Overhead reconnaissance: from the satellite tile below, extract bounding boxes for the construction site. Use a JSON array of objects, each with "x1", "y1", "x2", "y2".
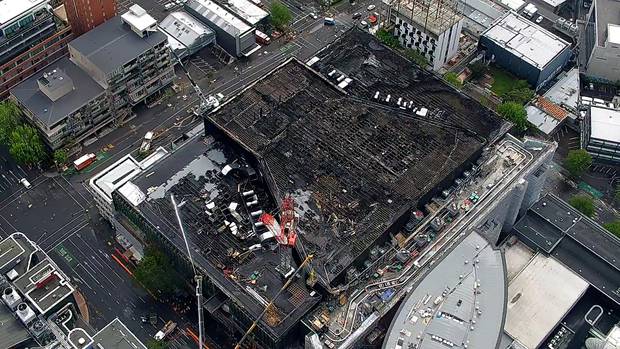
[{"x1": 102, "y1": 28, "x2": 509, "y2": 349}]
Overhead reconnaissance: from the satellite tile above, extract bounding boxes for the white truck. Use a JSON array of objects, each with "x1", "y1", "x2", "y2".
[{"x1": 154, "y1": 320, "x2": 177, "y2": 341}]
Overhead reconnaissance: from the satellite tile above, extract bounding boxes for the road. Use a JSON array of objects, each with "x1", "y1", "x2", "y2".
[{"x1": 0, "y1": 0, "x2": 381, "y2": 346}]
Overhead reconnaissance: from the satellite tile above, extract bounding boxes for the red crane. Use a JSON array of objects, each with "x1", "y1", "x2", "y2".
[{"x1": 279, "y1": 195, "x2": 297, "y2": 247}]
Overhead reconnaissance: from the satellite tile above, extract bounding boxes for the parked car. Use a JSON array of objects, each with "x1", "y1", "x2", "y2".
[
  {"x1": 367, "y1": 4, "x2": 376, "y2": 10},
  {"x1": 535, "y1": 15, "x2": 543, "y2": 23},
  {"x1": 20, "y1": 178, "x2": 31, "y2": 189}
]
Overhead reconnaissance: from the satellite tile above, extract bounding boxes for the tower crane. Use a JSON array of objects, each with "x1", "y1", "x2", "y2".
[
  {"x1": 170, "y1": 50, "x2": 221, "y2": 117},
  {"x1": 170, "y1": 194, "x2": 206, "y2": 349}
]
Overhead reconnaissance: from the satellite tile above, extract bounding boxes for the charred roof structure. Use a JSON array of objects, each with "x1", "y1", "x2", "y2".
[{"x1": 207, "y1": 28, "x2": 505, "y2": 287}]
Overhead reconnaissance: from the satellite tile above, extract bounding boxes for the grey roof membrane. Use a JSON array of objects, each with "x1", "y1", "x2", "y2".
[
  {"x1": 0, "y1": 305, "x2": 30, "y2": 349},
  {"x1": 10, "y1": 57, "x2": 104, "y2": 128},
  {"x1": 383, "y1": 232, "x2": 506, "y2": 349},
  {"x1": 68, "y1": 16, "x2": 167, "y2": 75}
]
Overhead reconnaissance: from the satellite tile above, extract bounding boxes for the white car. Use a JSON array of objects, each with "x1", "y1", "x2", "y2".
[
  {"x1": 367, "y1": 4, "x2": 376, "y2": 10},
  {"x1": 360, "y1": 20, "x2": 369, "y2": 28},
  {"x1": 20, "y1": 178, "x2": 31, "y2": 189},
  {"x1": 309, "y1": 12, "x2": 318, "y2": 19},
  {"x1": 535, "y1": 15, "x2": 543, "y2": 23}
]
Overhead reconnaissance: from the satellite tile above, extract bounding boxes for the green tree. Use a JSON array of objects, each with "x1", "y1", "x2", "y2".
[
  {"x1": 376, "y1": 29, "x2": 400, "y2": 49},
  {"x1": 9, "y1": 125, "x2": 46, "y2": 166},
  {"x1": 270, "y1": 1, "x2": 292, "y2": 31},
  {"x1": 444, "y1": 72, "x2": 462, "y2": 88},
  {"x1": 501, "y1": 87, "x2": 535, "y2": 105},
  {"x1": 468, "y1": 61, "x2": 487, "y2": 81},
  {"x1": 53, "y1": 149, "x2": 68, "y2": 168},
  {"x1": 604, "y1": 220, "x2": 620, "y2": 238},
  {"x1": 615, "y1": 184, "x2": 620, "y2": 202},
  {"x1": 564, "y1": 149, "x2": 593, "y2": 178},
  {"x1": 569, "y1": 195, "x2": 595, "y2": 217},
  {"x1": 0, "y1": 101, "x2": 21, "y2": 145},
  {"x1": 146, "y1": 340, "x2": 169, "y2": 349},
  {"x1": 496, "y1": 102, "x2": 528, "y2": 131},
  {"x1": 134, "y1": 247, "x2": 178, "y2": 296},
  {"x1": 405, "y1": 49, "x2": 428, "y2": 68}
]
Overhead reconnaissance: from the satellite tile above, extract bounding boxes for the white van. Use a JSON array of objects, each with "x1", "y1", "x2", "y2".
[{"x1": 20, "y1": 178, "x2": 31, "y2": 189}]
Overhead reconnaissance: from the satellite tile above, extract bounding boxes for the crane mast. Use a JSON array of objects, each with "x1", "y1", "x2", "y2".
[{"x1": 171, "y1": 194, "x2": 205, "y2": 349}]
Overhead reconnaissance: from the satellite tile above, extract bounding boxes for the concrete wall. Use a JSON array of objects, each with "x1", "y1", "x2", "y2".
[
  {"x1": 68, "y1": 45, "x2": 107, "y2": 88},
  {"x1": 585, "y1": 44, "x2": 620, "y2": 83}
]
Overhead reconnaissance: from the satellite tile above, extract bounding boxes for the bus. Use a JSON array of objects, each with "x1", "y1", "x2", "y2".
[
  {"x1": 324, "y1": 17, "x2": 335, "y2": 25},
  {"x1": 73, "y1": 153, "x2": 97, "y2": 171},
  {"x1": 255, "y1": 30, "x2": 271, "y2": 45}
]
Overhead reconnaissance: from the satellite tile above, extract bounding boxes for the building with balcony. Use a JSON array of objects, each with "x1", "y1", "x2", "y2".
[
  {"x1": 11, "y1": 5, "x2": 175, "y2": 150},
  {"x1": 0, "y1": 0, "x2": 74, "y2": 99},
  {"x1": 68, "y1": 5, "x2": 175, "y2": 115}
]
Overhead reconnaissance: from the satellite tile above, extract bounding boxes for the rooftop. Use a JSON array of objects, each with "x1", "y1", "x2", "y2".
[
  {"x1": 384, "y1": 0, "x2": 463, "y2": 36},
  {"x1": 12, "y1": 257, "x2": 75, "y2": 314},
  {"x1": 595, "y1": 0, "x2": 620, "y2": 46},
  {"x1": 10, "y1": 57, "x2": 104, "y2": 128},
  {"x1": 513, "y1": 194, "x2": 620, "y2": 305},
  {"x1": 68, "y1": 16, "x2": 167, "y2": 76},
  {"x1": 504, "y1": 250, "x2": 589, "y2": 349},
  {"x1": 159, "y1": 11, "x2": 215, "y2": 53},
  {"x1": 589, "y1": 105, "x2": 620, "y2": 143},
  {"x1": 526, "y1": 104, "x2": 562, "y2": 134},
  {"x1": 0, "y1": 0, "x2": 47, "y2": 26},
  {"x1": 0, "y1": 301, "x2": 31, "y2": 348},
  {"x1": 482, "y1": 11, "x2": 569, "y2": 70},
  {"x1": 223, "y1": 0, "x2": 268, "y2": 25},
  {"x1": 186, "y1": 0, "x2": 253, "y2": 37},
  {"x1": 92, "y1": 318, "x2": 147, "y2": 349},
  {"x1": 543, "y1": 68, "x2": 579, "y2": 112},
  {"x1": 207, "y1": 29, "x2": 503, "y2": 285},
  {"x1": 115, "y1": 133, "x2": 320, "y2": 338},
  {"x1": 383, "y1": 232, "x2": 506, "y2": 349},
  {"x1": 0, "y1": 233, "x2": 36, "y2": 275},
  {"x1": 121, "y1": 4, "x2": 157, "y2": 33}
]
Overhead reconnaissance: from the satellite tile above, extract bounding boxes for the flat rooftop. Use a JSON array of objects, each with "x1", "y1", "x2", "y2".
[
  {"x1": 118, "y1": 134, "x2": 320, "y2": 338},
  {"x1": 383, "y1": 232, "x2": 506, "y2": 349},
  {"x1": 159, "y1": 11, "x2": 215, "y2": 52},
  {"x1": 186, "y1": 0, "x2": 253, "y2": 37},
  {"x1": 504, "y1": 252, "x2": 588, "y2": 349},
  {"x1": 482, "y1": 12, "x2": 569, "y2": 70},
  {"x1": 68, "y1": 16, "x2": 167, "y2": 76},
  {"x1": 225, "y1": 0, "x2": 268, "y2": 25},
  {"x1": 12, "y1": 257, "x2": 75, "y2": 314},
  {"x1": 513, "y1": 194, "x2": 620, "y2": 305},
  {"x1": 93, "y1": 318, "x2": 147, "y2": 349},
  {"x1": 0, "y1": 304, "x2": 31, "y2": 349},
  {"x1": 589, "y1": 105, "x2": 620, "y2": 143},
  {"x1": 0, "y1": 0, "x2": 46, "y2": 26},
  {"x1": 595, "y1": 0, "x2": 620, "y2": 46},
  {"x1": 0, "y1": 234, "x2": 34, "y2": 275},
  {"x1": 10, "y1": 57, "x2": 105, "y2": 128},
  {"x1": 207, "y1": 29, "x2": 503, "y2": 285}
]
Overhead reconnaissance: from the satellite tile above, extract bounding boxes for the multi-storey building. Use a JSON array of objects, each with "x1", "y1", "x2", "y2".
[
  {"x1": 383, "y1": 0, "x2": 464, "y2": 70},
  {"x1": 64, "y1": 0, "x2": 117, "y2": 37},
  {"x1": 580, "y1": 0, "x2": 620, "y2": 83},
  {"x1": 581, "y1": 105, "x2": 620, "y2": 164},
  {"x1": 10, "y1": 5, "x2": 175, "y2": 150},
  {"x1": 69, "y1": 5, "x2": 175, "y2": 117},
  {"x1": 0, "y1": 0, "x2": 73, "y2": 99}
]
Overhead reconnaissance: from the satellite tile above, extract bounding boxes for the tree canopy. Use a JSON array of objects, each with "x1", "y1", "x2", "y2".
[
  {"x1": 9, "y1": 125, "x2": 46, "y2": 166},
  {"x1": 376, "y1": 28, "x2": 399, "y2": 49},
  {"x1": 444, "y1": 72, "x2": 462, "y2": 88},
  {"x1": 53, "y1": 149, "x2": 68, "y2": 166},
  {"x1": 564, "y1": 149, "x2": 592, "y2": 178},
  {"x1": 134, "y1": 247, "x2": 179, "y2": 296},
  {"x1": 604, "y1": 221, "x2": 620, "y2": 238},
  {"x1": 569, "y1": 195, "x2": 595, "y2": 217},
  {"x1": 501, "y1": 87, "x2": 535, "y2": 105},
  {"x1": 146, "y1": 340, "x2": 169, "y2": 349},
  {"x1": 468, "y1": 61, "x2": 487, "y2": 81},
  {"x1": 496, "y1": 102, "x2": 528, "y2": 131},
  {"x1": 270, "y1": 1, "x2": 292, "y2": 31},
  {"x1": 0, "y1": 101, "x2": 21, "y2": 145}
]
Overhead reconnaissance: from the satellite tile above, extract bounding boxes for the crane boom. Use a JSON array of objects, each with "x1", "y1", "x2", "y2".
[
  {"x1": 234, "y1": 254, "x2": 314, "y2": 349},
  {"x1": 171, "y1": 194, "x2": 205, "y2": 349},
  {"x1": 170, "y1": 50, "x2": 220, "y2": 116}
]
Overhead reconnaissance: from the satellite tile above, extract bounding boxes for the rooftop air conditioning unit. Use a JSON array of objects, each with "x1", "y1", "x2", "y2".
[
  {"x1": 2, "y1": 287, "x2": 22, "y2": 310},
  {"x1": 16, "y1": 302, "x2": 36, "y2": 325}
]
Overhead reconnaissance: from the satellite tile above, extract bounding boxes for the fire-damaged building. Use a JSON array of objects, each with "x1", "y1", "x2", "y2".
[{"x1": 89, "y1": 28, "x2": 506, "y2": 349}]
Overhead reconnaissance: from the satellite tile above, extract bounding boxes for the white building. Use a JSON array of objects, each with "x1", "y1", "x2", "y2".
[
  {"x1": 159, "y1": 11, "x2": 216, "y2": 59},
  {"x1": 383, "y1": 0, "x2": 464, "y2": 71},
  {"x1": 581, "y1": 105, "x2": 620, "y2": 164}
]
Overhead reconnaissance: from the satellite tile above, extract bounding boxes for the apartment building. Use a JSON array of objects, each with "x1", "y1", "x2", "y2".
[
  {"x1": 383, "y1": 0, "x2": 464, "y2": 70},
  {"x1": 64, "y1": 0, "x2": 117, "y2": 37},
  {"x1": 10, "y1": 5, "x2": 175, "y2": 150},
  {"x1": 0, "y1": 0, "x2": 73, "y2": 99}
]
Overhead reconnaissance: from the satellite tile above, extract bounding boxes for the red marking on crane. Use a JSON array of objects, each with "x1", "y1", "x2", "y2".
[
  {"x1": 111, "y1": 254, "x2": 133, "y2": 276},
  {"x1": 114, "y1": 248, "x2": 131, "y2": 263},
  {"x1": 186, "y1": 327, "x2": 210, "y2": 349}
]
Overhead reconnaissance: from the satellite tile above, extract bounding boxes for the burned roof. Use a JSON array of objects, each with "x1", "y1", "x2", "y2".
[
  {"x1": 117, "y1": 134, "x2": 320, "y2": 339},
  {"x1": 207, "y1": 29, "x2": 504, "y2": 286}
]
